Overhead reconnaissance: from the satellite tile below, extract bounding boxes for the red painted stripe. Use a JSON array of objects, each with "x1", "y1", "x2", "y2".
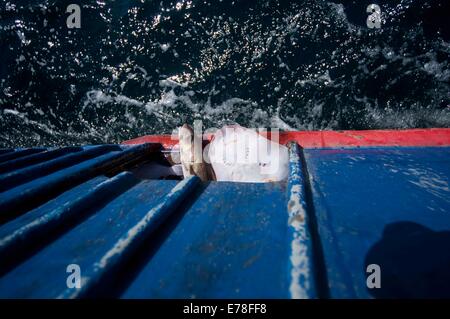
[
  {"x1": 122, "y1": 128, "x2": 450, "y2": 148},
  {"x1": 123, "y1": 135, "x2": 177, "y2": 148}
]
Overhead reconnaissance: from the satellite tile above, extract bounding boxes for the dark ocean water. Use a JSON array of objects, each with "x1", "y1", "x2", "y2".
[{"x1": 0, "y1": 0, "x2": 449, "y2": 147}]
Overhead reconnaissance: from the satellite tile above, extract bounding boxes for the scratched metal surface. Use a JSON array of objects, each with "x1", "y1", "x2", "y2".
[
  {"x1": 0, "y1": 144, "x2": 449, "y2": 298},
  {"x1": 304, "y1": 146, "x2": 450, "y2": 298},
  {"x1": 121, "y1": 181, "x2": 291, "y2": 299}
]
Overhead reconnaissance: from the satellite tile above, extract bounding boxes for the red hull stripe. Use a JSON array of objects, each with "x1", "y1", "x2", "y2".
[{"x1": 122, "y1": 128, "x2": 450, "y2": 148}]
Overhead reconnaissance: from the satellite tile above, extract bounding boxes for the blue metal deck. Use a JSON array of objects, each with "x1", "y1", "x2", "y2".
[{"x1": 0, "y1": 143, "x2": 449, "y2": 298}]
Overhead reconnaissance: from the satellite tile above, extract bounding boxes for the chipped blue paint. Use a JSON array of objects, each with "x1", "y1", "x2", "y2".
[
  {"x1": 0, "y1": 177, "x2": 199, "y2": 298},
  {"x1": 0, "y1": 143, "x2": 159, "y2": 223},
  {"x1": 0, "y1": 172, "x2": 139, "y2": 270},
  {"x1": 0, "y1": 145, "x2": 119, "y2": 191},
  {"x1": 121, "y1": 181, "x2": 290, "y2": 299},
  {"x1": 286, "y1": 142, "x2": 317, "y2": 299},
  {"x1": 0, "y1": 147, "x2": 82, "y2": 174},
  {"x1": 61, "y1": 176, "x2": 200, "y2": 299},
  {"x1": 0, "y1": 145, "x2": 449, "y2": 298},
  {"x1": 305, "y1": 147, "x2": 450, "y2": 298},
  {"x1": 0, "y1": 148, "x2": 47, "y2": 164}
]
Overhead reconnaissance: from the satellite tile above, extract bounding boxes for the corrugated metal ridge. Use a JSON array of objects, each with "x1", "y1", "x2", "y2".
[
  {"x1": 0, "y1": 143, "x2": 322, "y2": 298},
  {"x1": 286, "y1": 142, "x2": 328, "y2": 299},
  {"x1": 0, "y1": 143, "x2": 161, "y2": 224},
  {"x1": 0, "y1": 146, "x2": 82, "y2": 175},
  {"x1": 0, "y1": 178, "x2": 201, "y2": 298},
  {"x1": 0, "y1": 172, "x2": 140, "y2": 275},
  {"x1": 0, "y1": 149, "x2": 15, "y2": 155},
  {"x1": 0, "y1": 145, "x2": 201, "y2": 297},
  {"x1": 61, "y1": 176, "x2": 200, "y2": 299},
  {"x1": 0, "y1": 148, "x2": 47, "y2": 163}
]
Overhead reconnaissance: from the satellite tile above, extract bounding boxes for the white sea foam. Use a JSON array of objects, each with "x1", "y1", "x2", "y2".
[{"x1": 0, "y1": 0, "x2": 449, "y2": 147}]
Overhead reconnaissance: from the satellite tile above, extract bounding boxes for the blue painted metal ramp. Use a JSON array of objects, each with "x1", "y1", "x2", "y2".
[{"x1": 0, "y1": 143, "x2": 449, "y2": 298}]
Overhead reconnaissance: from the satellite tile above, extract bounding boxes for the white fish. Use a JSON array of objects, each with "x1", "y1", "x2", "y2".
[{"x1": 208, "y1": 125, "x2": 289, "y2": 183}]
